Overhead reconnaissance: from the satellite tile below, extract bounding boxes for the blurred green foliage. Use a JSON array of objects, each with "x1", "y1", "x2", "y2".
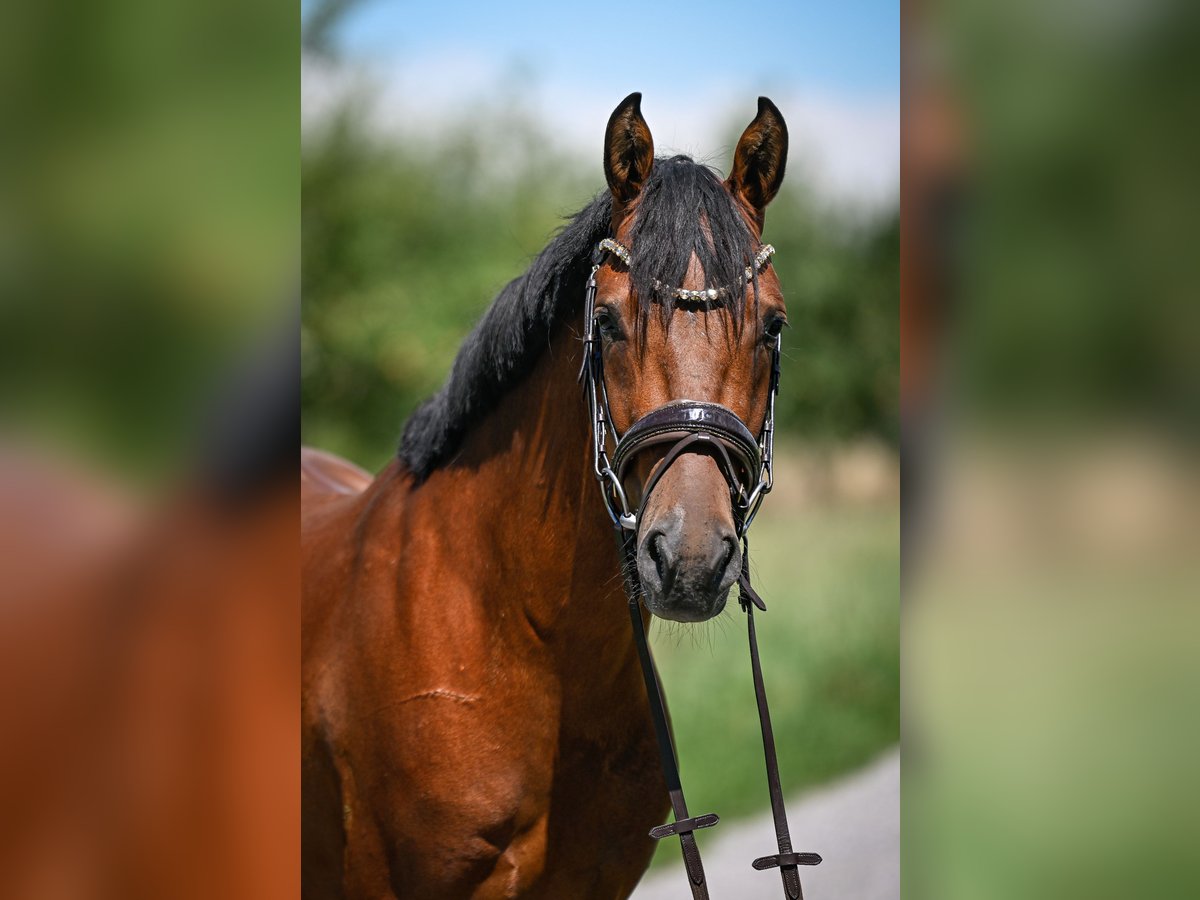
[
  {"x1": 0, "y1": 0, "x2": 295, "y2": 480},
  {"x1": 301, "y1": 99, "x2": 899, "y2": 471},
  {"x1": 940, "y1": 0, "x2": 1200, "y2": 431}
]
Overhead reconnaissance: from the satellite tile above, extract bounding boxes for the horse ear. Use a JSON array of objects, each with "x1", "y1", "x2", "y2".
[
  {"x1": 727, "y1": 97, "x2": 788, "y2": 223},
  {"x1": 604, "y1": 92, "x2": 655, "y2": 204}
]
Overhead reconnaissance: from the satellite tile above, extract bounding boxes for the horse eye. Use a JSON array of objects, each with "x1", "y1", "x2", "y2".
[
  {"x1": 595, "y1": 307, "x2": 624, "y2": 341},
  {"x1": 763, "y1": 316, "x2": 788, "y2": 342}
]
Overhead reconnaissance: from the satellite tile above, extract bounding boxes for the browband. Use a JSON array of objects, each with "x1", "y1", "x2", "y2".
[{"x1": 598, "y1": 237, "x2": 776, "y2": 304}]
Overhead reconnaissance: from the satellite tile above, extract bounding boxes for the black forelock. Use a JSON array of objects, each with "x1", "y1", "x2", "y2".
[
  {"x1": 626, "y1": 155, "x2": 758, "y2": 326},
  {"x1": 397, "y1": 155, "x2": 759, "y2": 481}
]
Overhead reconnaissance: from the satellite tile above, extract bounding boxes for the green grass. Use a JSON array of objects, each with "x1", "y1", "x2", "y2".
[{"x1": 646, "y1": 495, "x2": 899, "y2": 867}]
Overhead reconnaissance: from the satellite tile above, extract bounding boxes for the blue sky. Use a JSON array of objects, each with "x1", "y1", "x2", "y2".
[
  {"x1": 335, "y1": 0, "x2": 898, "y2": 97},
  {"x1": 307, "y1": 0, "x2": 899, "y2": 209}
]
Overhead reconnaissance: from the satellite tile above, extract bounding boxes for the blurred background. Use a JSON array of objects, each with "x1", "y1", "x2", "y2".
[
  {"x1": 9, "y1": 0, "x2": 1192, "y2": 895},
  {"x1": 0, "y1": 0, "x2": 297, "y2": 897},
  {"x1": 904, "y1": 0, "x2": 1200, "y2": 898},
  {"x1": 301, "y1": 0, "x2": 901, "y2": 894}
]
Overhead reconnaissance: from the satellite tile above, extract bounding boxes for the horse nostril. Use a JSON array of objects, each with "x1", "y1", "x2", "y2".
[
  {"x1": 648, "y1": 532, "x2": 676, "y2": 595},
  {"x1": 712, "y1": 536, "x2": 738, "y2": 590}
]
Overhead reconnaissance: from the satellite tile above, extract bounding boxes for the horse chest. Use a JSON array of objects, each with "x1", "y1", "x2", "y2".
[{"x1": 336, "y1": 692, "x2": 659, "y2": 899}]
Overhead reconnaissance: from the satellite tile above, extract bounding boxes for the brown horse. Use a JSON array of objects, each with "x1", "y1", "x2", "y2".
[
  {"x1": 302, "y1": 93, "x2": 789, "y2": 899},
  {"x1": 0, "y1": 337, "x2": 299, "y2": 900}
]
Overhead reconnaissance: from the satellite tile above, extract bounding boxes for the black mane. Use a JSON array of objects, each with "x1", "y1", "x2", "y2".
[{"x1": 397, "y1": 155, "x2": 758, "y2": 481}]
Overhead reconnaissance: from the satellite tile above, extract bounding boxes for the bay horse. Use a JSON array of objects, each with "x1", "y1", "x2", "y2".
[
  {"x1": 0, "y1": 320, "x2": 298, "y2": 900},
  {"x1": 302, "y1": 93, "x2": 789, "y2": 899}
]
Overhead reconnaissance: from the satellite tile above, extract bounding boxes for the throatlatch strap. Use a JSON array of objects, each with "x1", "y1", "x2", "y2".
[
  {"x1": 739, "y1": 546, "x2": 821, "y2": 899},
  {"x1": 619, "y1": 531, "x2": 716, "y2": 900}
]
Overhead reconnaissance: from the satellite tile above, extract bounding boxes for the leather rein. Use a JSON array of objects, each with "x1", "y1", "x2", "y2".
[{"x1": 579, "y1": 239, "x2": 821, "y2": 899}]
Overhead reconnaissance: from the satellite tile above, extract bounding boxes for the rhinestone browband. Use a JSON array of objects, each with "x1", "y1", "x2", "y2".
[{"x1": 598, "y1": 238, "x2": 775, "y2": 303}]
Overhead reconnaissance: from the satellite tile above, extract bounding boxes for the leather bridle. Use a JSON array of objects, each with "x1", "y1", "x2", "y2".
[
  {"x1": 579, "y1": 239, "x2": 821, "y2": 899},
  {"x1": 581, "y1": 244, "x2": 777, "y2": 537}
]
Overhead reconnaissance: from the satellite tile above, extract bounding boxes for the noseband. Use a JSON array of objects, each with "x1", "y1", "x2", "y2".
[{"x1": 579, "y1": 239, "x2": 821, "y2": 899}]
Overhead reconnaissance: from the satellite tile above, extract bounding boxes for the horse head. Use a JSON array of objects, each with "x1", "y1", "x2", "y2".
[{"x1": 590, "y1": 93, "x2": 789, "y2": 623}]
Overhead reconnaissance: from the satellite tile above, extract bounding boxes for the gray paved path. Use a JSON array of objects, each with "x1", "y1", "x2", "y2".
[{"x1": 631, "y1": 748, "x2": 899, "y2": 900}]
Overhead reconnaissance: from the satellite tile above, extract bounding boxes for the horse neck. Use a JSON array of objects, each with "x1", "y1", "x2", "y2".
[{"x1": 417, "y1": 318, "x2": 636, "y2": 667}]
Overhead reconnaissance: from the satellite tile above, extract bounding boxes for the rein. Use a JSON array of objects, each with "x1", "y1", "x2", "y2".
[{"x1": 579, "y1": 240, "x2": 821, "y2": 899}]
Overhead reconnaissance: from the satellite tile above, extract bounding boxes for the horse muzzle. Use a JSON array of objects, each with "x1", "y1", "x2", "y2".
[{"x1": 635, "y1": 471, "x2": 743, "y2": 621}]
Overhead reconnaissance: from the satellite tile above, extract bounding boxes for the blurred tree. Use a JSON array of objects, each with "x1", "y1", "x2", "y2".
[
  {"x1": 302, "y1": 0, "x2": 369, "y2": 59},
  {"x1": 0, "y1": 0, "x2": 294, "y2": 480}
]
